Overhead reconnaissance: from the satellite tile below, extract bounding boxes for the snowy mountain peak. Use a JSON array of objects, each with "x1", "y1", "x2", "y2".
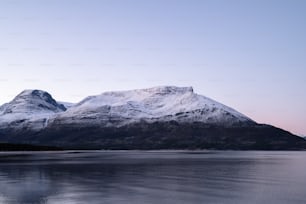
[
  {"x1": 18, "y1": 89, "x2": 52, "y2": 98},
  {"x1": 0, "y1": 89, "x2": 66, "y2": 115}
]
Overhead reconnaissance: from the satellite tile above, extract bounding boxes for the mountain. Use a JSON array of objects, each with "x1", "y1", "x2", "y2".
[
  {"x1": 0, "y1": 90, "x2": 66, "y2": 131},
  {"x1": 52, "y1": 86, "x2": 255, "y2": 128},
  {"x1": 0, "y1": 89, "x2": 66, "y2": 115},
  {"x1": 0, "y1": 86, "x2": 305, "y2": 150}
]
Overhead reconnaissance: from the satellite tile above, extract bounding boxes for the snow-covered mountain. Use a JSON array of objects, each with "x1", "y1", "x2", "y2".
[
  {"x1": 0, "y1": 90, "x2": 66, "y2": 130},
  {"x1": 0, "y1": 86, "x2": 254, "y2": 130},
  {"x1": 53, "y1": 86, "x2": 254, "y2": 127},
  {"x1": 0, "y1": 89, "x2": 66, "y2": 114},
  {"x1": 0, "y1": 86, "x2": 305, "y2": 150}
]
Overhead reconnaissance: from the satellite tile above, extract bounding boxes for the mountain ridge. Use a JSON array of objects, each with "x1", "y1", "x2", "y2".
[
  {"x1": 0, "y1": 86, "x2": 305, "y2": 150},
  {"x1": 54, "y1": 85, "x2": 254, "y2": 128}
]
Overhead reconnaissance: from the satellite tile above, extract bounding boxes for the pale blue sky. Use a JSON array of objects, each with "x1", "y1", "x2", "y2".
[{"x1": 0, "y1": 0, "x2": 305, "y2": 135}]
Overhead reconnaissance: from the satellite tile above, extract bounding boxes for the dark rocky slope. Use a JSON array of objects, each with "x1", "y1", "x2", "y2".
[{"x1": 1, "y1": 122, "x2": 305, "y2": 150}]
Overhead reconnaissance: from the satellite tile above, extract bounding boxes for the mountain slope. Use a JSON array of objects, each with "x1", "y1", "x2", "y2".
[{"x1": 0, "y1": 86, "x2": 305, "y2": 150}]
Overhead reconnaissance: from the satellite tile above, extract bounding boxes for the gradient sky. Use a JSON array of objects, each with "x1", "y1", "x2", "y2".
[{"x1": 0, "y1": 0, "x2": 305, "y2": 135}]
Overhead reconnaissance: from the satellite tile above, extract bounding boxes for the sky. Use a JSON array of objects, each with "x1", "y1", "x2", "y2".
[{"x1": 0, "y1": 0, "x2": 305, "y2": 135}]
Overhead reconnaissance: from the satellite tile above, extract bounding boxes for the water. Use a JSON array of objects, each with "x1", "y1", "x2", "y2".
[{"x1": 0, "y1": 151, "x2": 306, "y2": 204}]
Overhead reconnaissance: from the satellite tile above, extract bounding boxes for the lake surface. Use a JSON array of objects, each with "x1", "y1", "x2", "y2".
[{"x1": 0, "y1": 151, "x2": 306, "y2": 204}]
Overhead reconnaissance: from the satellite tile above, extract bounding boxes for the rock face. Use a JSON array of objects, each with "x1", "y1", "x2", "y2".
[{"x1": 0, "y1": 86, "x2": 305, "y2": 150}]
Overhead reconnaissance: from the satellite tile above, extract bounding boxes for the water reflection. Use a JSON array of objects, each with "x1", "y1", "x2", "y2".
[{"x1": 0, "y1": 151, "x2": 306, "y2": 204}]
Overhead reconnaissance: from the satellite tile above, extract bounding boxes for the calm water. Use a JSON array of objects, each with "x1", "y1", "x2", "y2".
[{"x1": 0, "y1": 151, "x2": 306, "y2": 204}]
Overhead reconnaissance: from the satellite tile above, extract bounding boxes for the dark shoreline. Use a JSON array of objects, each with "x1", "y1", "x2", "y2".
[
  {"x1": 1, "y1": 144, "x2": 305, "y2": 152},
  {"x1": 0, "y1": 143, "x2": 62, "y2": 151}
]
